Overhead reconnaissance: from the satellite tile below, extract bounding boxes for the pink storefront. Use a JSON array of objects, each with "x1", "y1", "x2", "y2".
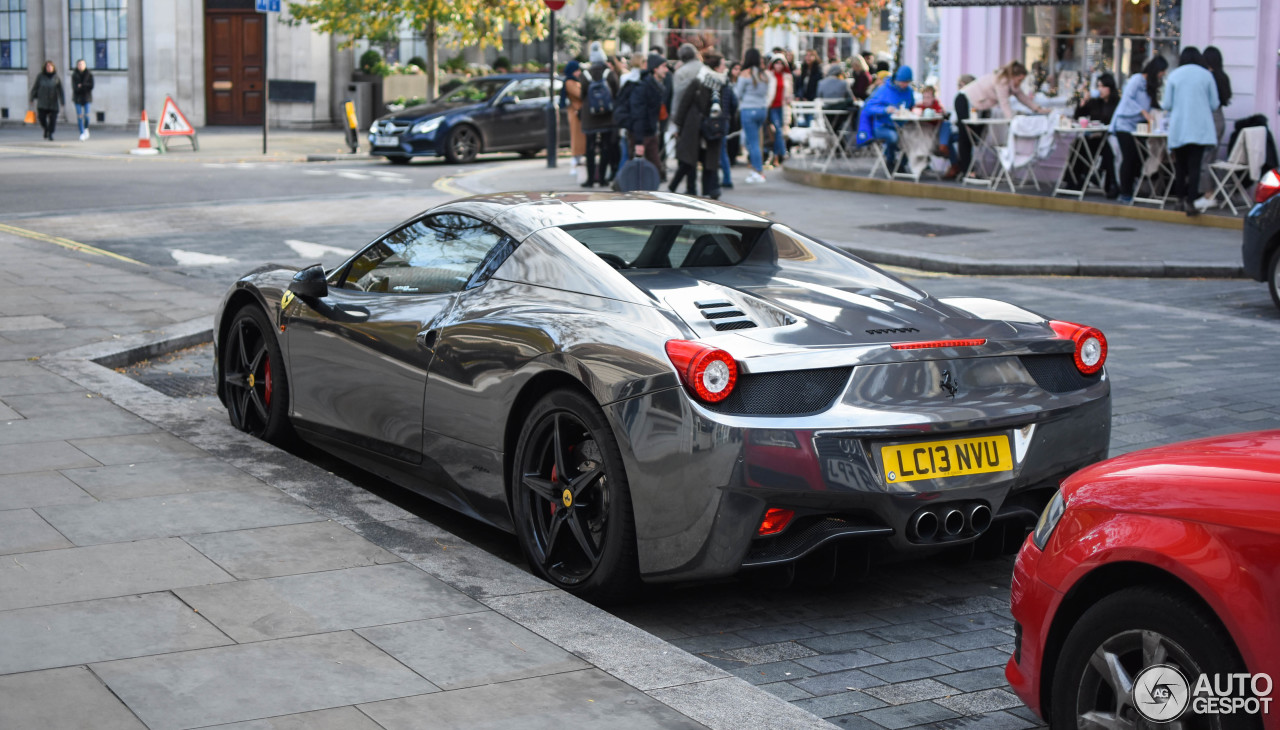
[{"x1": 900, "y1": 0, "x2": 1279, "y2": 134}]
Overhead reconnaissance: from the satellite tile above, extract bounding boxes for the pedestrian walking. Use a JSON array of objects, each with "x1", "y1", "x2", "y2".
[
  {"x1": 954, "y1": 61, "x2": 1049, "y2": 180},
  {"x1": 1197, "y1": 46, "x2": 1232, "y2": 210},
  {"x1": 857, "y1": 65, "x2": 915, "y2": 173},
  {"x1": 766, "y1": 53, "x2": 793, "y2": 166},
  {"x1": 71, "y1": 59, "x2": 94, "y2": 141},
  {"x1": 627, "y1": 53, "x2": 671, "y2": 182},
  {"x1": 1164, "y1": 47, "x2": 1220, "y2": 216},
  {"x1": 580, "y1": 42, "x2": 620, "y2": 188},
  {"x1": 671, "y1": 44, "x2": 703, "y2": 130},
  {"x1": 614, "y1": 53, "x2": 643, "y2": 166},
  {"x1": 671, "y1": 53, "x2": 730, "y2": 199},
  {"x1": 30, "y1": 60, "x2": 65, "y2": 141},
  {"x1": 1109, "y1": 56, "x2": 1168, "y2": 204},
  {"x1": 725, "y1": 62, "x2": 743, "y2": 166},
  {"x1": 560, "y1": 60, "x2": 586, "y2": 179},
  {"x1": 710, "y1": 56, "x2": 739, "y2": 191},
  {"x1": 735, "y1": 48, "x2": 772, "y2": 184}
]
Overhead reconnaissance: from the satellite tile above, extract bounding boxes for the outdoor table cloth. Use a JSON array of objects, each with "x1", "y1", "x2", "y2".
[
  {"x1": 890, "y1": 114, "x2": 945, "y2": 183},
  {"x1": 1051, "y1": 126, "x2": 1109, "y2": 200},
  {"x1": 1130, "y1": 130, "x2": 1175, "y2": 208}
]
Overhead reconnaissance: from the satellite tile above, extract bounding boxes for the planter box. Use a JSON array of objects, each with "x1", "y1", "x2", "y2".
[{"x1": 383, "y1": 74, "x2": 429, "y2": 103}]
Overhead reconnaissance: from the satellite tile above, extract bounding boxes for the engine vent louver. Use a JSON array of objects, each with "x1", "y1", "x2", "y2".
[
  {"x1": 695, "y1": 299, "x2": 734, "y2": 309},
  {"x1": 712, "y1": 318, "x2": 757, "y2": 331},
  {"x1": 703, "y1": 309, "x2": 746, "y2": 320}
]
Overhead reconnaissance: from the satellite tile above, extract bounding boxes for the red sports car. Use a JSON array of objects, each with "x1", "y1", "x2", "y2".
[{"x1": 1007, "y1": 431, "x2": 1280, "y2": 730}]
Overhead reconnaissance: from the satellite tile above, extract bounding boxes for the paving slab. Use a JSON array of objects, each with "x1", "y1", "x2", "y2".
[
  {"x1": 0, "y1": 470, "x2": 95, "y2": 509},
  {"x1": 183, "y1": 520, "x2": 402, "y2": 580},
  {"x1": 358, "y1": 610, "x2": 590, "y2": 690},
  {"x1": 67, "y1": 431, "x2": 209, "y2": 465},
  {"x1": 0, "y1": 592, "x2": 232, "y2": 674},
  {"x1": 0, "y1": 507, "x2": 74, "y2": 555},
  {"x1": 0, "y1": 363, "x2": 85, "y2": 396},
  {"x1": 0, "y1": 666, "x2": 147, "y2": 730},
  {"x1": 36, "y1": 487, "x2": 323, "y2": 546},
  {"x1": 360, "y1": 668, "x2": 707, "y2": 730},
  {"x1": 0, "y1": 409, "x2": 157, "y2": 445},
  {"x1": 0, "y1": 439, "x2": 101, "y2": 474},
  {"x1": 650, "y1": 677, "x2": 836, "y2": 730},
  {"x1": 203, "y1": 706, "x2": 385, "y2": 730},
  {"x1": 93, "y1": 631, "x2": 437, "y2": 730},
  {"x1": 0, "y1": 537, "x2": 234, "y2": 612},
  {"x1": 61, "y1": 457, "x2": 268, "y2": 500},
  {"x1": 0, "y1": 399, "x2": 20, "y2": 419},
  {"x1": 174, "y1": 562, "x2": 485, "y2": 642}
]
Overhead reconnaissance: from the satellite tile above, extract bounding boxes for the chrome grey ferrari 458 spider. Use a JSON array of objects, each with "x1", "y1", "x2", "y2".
[{"x1": 214, "y1": 192, "x2": 1111, "y2": 602}]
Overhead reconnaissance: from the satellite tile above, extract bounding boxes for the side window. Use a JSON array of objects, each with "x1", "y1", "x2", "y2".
[
  {"x1": 509, "y1": 79, "x2": 550, "y2": 103},
  {"x1": 342, "y1": 214, "x2": 511, "y2": 294}
]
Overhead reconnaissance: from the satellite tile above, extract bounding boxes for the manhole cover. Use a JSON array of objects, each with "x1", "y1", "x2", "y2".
[
  {"x1": 860, "y1": 221, "x2": 989, "y2": 238},
  {"x1": 1103, "y1": 226, "x2": 1137, "y2": 232},
  {"x1": 133, "y1": 373, "x2": 218, "y2": 398}
]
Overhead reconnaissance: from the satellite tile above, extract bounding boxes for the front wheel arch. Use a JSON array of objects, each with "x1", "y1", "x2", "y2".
[{"x1": 1039, "y1": 562, "x2": 1241, "y2": 720}]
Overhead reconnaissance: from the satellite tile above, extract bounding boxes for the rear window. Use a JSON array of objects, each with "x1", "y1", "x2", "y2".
[{"x1": 563, "y1": 223, "x2": 763, "y2": 269}]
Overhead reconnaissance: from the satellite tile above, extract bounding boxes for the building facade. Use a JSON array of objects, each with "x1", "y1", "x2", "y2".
[
  {"x1": 1, "y1": 0, "x2": 354, "y2": 128},
  {"x1": 901, "y1": 0, "x2": 1279, "y2": 134}
]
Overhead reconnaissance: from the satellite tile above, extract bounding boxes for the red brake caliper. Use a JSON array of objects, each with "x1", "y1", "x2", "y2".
[
  {"x1": 264, "y1": 357, "x2": 273, "y2": 407},
  {"x1": 549, "y1": 463, "x2": 557, "y2": 514}
]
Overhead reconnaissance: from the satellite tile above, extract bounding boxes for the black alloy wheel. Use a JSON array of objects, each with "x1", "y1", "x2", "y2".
[
  {"x1": 512, "y1": 389, "x2": 638, "y2": 603},
  {"x1": 445, "y1": 125, "x2": 480, "y2": 163},
  {"x1": 222, "y1": 306, "x2": 292, "y2": 443},
  {"x1": 1051, "y1": 587, "x2": 1253, "y2": 730}
]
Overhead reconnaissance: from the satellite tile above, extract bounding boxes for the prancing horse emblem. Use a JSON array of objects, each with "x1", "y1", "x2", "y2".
[{"x1": 940, "y1": 370, "x2": 958, "y2": 398}]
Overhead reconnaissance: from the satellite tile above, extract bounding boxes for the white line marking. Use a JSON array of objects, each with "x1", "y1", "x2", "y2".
[
  {"x1": 284, "y1": 239, "x2": 356, "y2": 259},
  {"x1": 171, "y1": 249, "x2": 237, "y2": 265}
]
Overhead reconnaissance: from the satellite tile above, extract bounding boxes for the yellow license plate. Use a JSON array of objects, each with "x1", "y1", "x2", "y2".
[{"x1": 881, "y1": 434, "x2": 1013, "y2": 484}]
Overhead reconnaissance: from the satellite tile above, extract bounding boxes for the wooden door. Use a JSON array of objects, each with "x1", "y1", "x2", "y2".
[{"x1": 205, "y1": 11, "x2": 265, "y2": 125}]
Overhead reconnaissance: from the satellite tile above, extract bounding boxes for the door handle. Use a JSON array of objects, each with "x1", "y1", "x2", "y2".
[{"x1": 416, "y1": 329, "x2": 438, "y2": 349}]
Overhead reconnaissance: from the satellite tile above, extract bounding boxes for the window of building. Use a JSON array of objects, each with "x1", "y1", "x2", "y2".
[
  {"x1": 0, "y1": 0, "x2": 26, "y2": 70},
  {"x1": 69, "y1": 0, "x2": 127, "y2": 71},
  {"x1": 1023, "y1": 0, "x2": 1180, "y2": 101},
  {"x1": 917, "y1": 3, "x2": 941, "y2": 88}
]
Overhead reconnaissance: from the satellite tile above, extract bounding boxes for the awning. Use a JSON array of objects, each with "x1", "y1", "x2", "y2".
[{"x1": 928, "y1": 0, "x2": 1080, "y2": 5}]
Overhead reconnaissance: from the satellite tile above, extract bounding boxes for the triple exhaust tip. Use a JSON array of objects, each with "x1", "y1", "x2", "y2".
[{"x1": 910, "y1": 503, "x2": 992, "y2": 541}]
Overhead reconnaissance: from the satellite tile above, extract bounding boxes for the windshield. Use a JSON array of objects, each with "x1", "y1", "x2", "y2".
[
  {"x1": 563, "y1": 223, "x2": 764, "y2": 269},
  {"x1": 441, "y1": 78, "x2": 509, "y2": 105}
]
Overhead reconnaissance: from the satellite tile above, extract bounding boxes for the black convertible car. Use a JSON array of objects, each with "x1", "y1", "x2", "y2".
[
  {"x1": 215, "y1": 193, "x2": 1112, "y2": 602},
  {"x1": 369, "y1": 74, "x2": 568, "y2": 164}
]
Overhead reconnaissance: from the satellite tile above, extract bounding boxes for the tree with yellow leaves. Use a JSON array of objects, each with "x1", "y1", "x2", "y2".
[
  {"x1": 287, "y1": 0, "x2": 549, "y2": 100},
  {"x1": 636, "y1": 0, "x2": 884, "y2": 61}
]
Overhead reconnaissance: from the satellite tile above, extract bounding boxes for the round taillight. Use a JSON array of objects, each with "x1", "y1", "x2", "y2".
[
  {"x1": 665, "y1": 340, "x2": 739, "y2": 403},
  {"x1": 1049, "y1": 320, "x2": 1108, "y2": 375}
]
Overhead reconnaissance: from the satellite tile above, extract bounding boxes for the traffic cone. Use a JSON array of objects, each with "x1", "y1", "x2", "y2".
[{"x1": 130, "y1": 110, "x2": 158, "y2": 155}]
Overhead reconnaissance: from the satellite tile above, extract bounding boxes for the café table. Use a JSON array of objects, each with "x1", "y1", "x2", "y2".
[
  {"x1": 960, "y1": 118, "x2": 1011, "y2": 187},
  {"x1": 1130, "y1": 130, "x2": 1175, "y2": 208},
  {"x1": 1051, "y1": 125, "x2": 1109, "y2": 200},
  {"x1": 890, "y1": 113, "x2": 945, "y2": 183}
]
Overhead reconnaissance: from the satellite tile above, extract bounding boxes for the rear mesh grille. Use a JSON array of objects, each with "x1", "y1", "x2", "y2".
[
  {"x1": 1019, "y1": 354, "x2": 1102, "y2": 393},
  {"x1": 705, "y1": 367, "x2": 852, "y2": 415}
]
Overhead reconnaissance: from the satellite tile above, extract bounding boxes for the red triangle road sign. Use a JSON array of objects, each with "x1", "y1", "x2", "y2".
[{"x1": 157, "y1": 96, "x2": 195, "y2": 136}]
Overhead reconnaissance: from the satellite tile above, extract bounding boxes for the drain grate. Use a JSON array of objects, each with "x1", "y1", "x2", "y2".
[
  {"x1": 132, "y1": 373, "x2": 218, "y2": 398},
  {"x1": 917, "y1": 206, "x2": 946, "y2": 212},
  {"x1": 860, "y1": 221, "x2": 989, "y2": 238},
  {"x1": 1103, "y1": 226, "x2": 1137, "y2": 232}
]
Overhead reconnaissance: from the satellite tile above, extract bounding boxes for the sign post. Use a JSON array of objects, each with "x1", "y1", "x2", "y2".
[
  {"x1": 544, "y1": 0, "x2": 564, "y2": 168},
  {"x1": 255, "y1": 0, "x2": 281, "y2": 154}
]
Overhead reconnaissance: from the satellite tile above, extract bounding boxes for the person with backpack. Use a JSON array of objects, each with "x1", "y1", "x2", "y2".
[
  {"x1": 672, "y1": 53, "x2": 729, "y2": 198},
  {"x1": 581, "y1": 42, "x2": 620, "y2": 188},
  {"x1": 614, "y1": 53, "x2": 644, "y2": 167}
]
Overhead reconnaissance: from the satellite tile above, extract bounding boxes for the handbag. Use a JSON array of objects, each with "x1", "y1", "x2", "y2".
[{"x1": 23, "y1": 110, "x2": 36, "y2": 124}]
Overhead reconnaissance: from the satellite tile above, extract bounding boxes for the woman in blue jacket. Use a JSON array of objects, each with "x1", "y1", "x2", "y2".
[{"x1": 858, "y1": 66, "x2": 915, "y2": 173}]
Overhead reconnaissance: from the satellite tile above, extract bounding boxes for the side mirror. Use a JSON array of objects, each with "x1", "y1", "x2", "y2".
[
  {"x1": 289, "y1": 264, "x2": 328, "y2": 300},
  {"x1": 497, "y1": 96, "x2": 516, "y2": 107}
]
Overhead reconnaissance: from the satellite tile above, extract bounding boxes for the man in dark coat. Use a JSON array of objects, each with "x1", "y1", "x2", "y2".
[
  {"x1": 628, "y1": 54, "x2": 670, "y2": 181},
  {"x1": 581, "y1": 41, "x2": 620, "y2": 187},
  {"x1": 71, "y1": 59, "x2": 94, "y2": 141},
  {"x1": 30, "y1": 60, "x2": 65, "y2": 141},
  {"x1": 672, "y1": 55, "x2": 729, "y2": 200}
]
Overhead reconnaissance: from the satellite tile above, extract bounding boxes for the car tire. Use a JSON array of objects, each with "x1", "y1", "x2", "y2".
[
  {"x1": 1050, "y1": 586, "x2": 1252, "y2": 730},
  {"x1": 519, "y1": 148, "x2": 541, "y2": 159},
  {"x1": 444, "y1": 125, "x2": 481, "y2": 163},
  {"x1": 1268, "y1": 248, "x2": 1280, "y2": 311},
  {"x1": 222, "y1": 306, "x2": 293, "y2": 445},
  {"x1": 387, "y1": 156, "x2": 411, "y2": 165},
  {"x1": 511, "y1": 388, "x2": 639, "y2": 604}
]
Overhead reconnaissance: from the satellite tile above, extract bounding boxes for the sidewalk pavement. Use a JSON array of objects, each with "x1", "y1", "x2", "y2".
[
  {"x1": 0, "y1": 125, "x2": 366, "y2": 163},
  {"x1": 448, "y1": 158, "x2": 1246, "y2": 279},
  {"x1": 0, "y1": 229, "x2": 831, "y2": 728}
]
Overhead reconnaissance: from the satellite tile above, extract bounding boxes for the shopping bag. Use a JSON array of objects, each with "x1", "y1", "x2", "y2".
[{"x1": 23, "y1": 110, "x2": 36, "y2": 124}]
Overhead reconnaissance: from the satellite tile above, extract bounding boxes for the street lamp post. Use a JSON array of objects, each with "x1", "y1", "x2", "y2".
[{"x1": 544, "y1": 0, "x2": 565, "y2": 168}]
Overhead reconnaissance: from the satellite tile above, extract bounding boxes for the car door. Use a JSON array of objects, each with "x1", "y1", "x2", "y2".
[
  {"x1": 490, "y1": 78, "x2": 552, "y2": 150},
  {"x1": 284, "y1": 213, "x2": 510, "y2": 462}
]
